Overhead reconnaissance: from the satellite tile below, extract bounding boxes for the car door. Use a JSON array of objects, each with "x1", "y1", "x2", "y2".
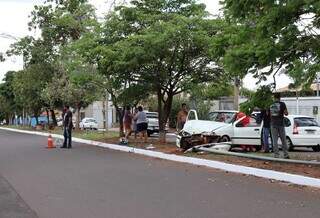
[
  {"x1": 183, "y1": 110, "x2": 198, "y2": 133},
  {"x1": 232, "y1": 116, "x2": 262, "y2": 145}
]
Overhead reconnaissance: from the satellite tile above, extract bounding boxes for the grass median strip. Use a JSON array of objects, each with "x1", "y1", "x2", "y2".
[{"x1": 5, "y1": 125, "x2": 119, "y2": 141}]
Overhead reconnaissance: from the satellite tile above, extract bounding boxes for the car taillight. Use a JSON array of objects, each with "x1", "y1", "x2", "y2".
[{"x1": 293, "y1": 123, "x2": 299, "y2": 134}]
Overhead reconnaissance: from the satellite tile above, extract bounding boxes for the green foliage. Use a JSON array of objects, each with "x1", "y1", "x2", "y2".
[
  {"x1": 0, "y1": 71, "x2": 19, "y2": 121},
  {"x1": 188, "y1": 81, "x2": 233, "y2": 100},
  {"x1": 12, "y1": 64, "x2": 52, "y2": 118},
  {"x1": 86, "y1": 0, "x2": 225, "y2": 138},
  {"x1": 219, "y1": 0, "x2": 320, "y2": 89},
  {"x1": 5, "y1": 0, "x2": 100, "y2": 124},
  {"x1": 240, "y1": 85, "x2": 273, "y2": 115}
]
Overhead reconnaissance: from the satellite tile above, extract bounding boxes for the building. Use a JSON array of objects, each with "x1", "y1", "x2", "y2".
[{"x1": 81, "y1": 101, "x2": 117, "y2": 129}]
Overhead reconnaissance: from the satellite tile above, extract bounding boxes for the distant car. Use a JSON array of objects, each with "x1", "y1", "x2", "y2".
[
  {"x1": 80, "y1": 118, "x2": 99, "y2": 130},
  {"x1": 177, "y1": 110, "x2": 320, "y2": 152}
]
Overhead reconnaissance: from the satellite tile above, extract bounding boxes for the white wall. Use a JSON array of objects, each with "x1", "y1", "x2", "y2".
[
  {"x1": 82, "y1": 101, "x2": 114, "y2": 128},
  {"x1": 282, "y1": 97, "x2": 320, "y2": 121}
]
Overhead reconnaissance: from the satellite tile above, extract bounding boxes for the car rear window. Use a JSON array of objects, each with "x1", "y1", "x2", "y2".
[{"x1": 294, "y1": 117, "x2": 319, "y2": 127}]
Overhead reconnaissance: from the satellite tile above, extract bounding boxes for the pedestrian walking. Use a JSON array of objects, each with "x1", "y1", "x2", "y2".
[
  {"x1": 134, "y1": 106, "x2": 148, "y2": 143},
  {"x1": 177, "y1": 103, "x2": 188, "y2": 131},
  {"x1": 260, "y1": 109, "x2": 271, "y2": 153},
  {"x1": 123, "y1": 106, "x2": 133, "y2": 141},
  {"x1": 270, "y1": 93, "x2": 289, "y2": 158},
  {"x1": 61, "y1": 105, "x2": 73, "y2": 149}
]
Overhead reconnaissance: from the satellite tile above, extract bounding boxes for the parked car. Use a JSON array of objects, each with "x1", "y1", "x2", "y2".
[
  {"x1": 80, "y1": 118, "x2": 98, "y2": 130},
  {"x1": 144, "y1": 111, "x2": 169, "y2": 136},
  {"x1": 177, "y1": 110, "x2": 320, "y2": 152},
  {"x1": 146, "y1": 112, "x2": 159, "y2": 136}
]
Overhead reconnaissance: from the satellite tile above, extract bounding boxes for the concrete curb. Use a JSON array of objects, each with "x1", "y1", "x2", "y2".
[{"x1": 1, "y1": 127, "x2": 320, "y2": 188}]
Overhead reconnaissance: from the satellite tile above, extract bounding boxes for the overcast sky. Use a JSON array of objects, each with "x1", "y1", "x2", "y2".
[{"x1": 0, "y1": 0, "x2": 291, "y2": 89}]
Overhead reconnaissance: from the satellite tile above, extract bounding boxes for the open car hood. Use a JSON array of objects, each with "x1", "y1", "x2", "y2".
[{"x1": 183, "y1": 120, "x2": 229, "y2": 135}]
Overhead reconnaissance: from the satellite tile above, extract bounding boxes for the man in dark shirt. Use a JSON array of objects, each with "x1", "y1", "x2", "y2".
[
  {"x1": 260, "y1": 109, "x2": 271, "y2": 153},
  {"x1": 270, "y1": 93, "x2": 289, "y2": 158},
  {"x1": 61, "y1": 105, "x2": 73, "y2": 149}
]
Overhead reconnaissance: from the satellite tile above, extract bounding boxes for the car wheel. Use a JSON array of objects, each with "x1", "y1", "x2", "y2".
[
  {"x1": 219, "y1": 135, "x2": 230, "y2": 143},
  {"x1": 287, "y1": 137, "x2": 294, "y2": 151},
  {"x1": 312, "y1": 145, "x2": 320, "y2": 152}
]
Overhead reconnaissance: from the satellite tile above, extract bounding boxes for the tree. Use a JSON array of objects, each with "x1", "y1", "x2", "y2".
[
  {"x1": 219, "y1": 0, "x2": 320, "y2": 89},
  {"x1": 0, "y1": 71, "x2": 19, "y2": 124},
  {"x1": 6, "y1": 0, "x2": 99, "y2": 127},
  {"x1": 12, "y1": 64, "x2": 53, "y2": 124},
  {"x1": 95, "y1": 0, "x2": 224, "y2": 141},
  {"x1": 42, "y1": 47, "x2": 102, "y2": 130},
  {"x1": 240, "y1": 85, "x2": 273, "y2": 115}
]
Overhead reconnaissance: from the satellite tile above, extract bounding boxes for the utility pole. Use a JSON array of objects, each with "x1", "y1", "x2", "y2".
[
  {"x1": 317, "y1": 72, "x2": 320, "y2": 97},
  {"x1": 234, "y1": 77, "x2": 240, "y2": 110},
  {"x1": 105, "y1": 91, "x2": 109, "y2": 132}
]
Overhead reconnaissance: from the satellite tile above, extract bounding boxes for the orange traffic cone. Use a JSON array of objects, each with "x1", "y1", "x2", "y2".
[{"x1": 47, "y1": 134, "x2": 56, "y2": 149}]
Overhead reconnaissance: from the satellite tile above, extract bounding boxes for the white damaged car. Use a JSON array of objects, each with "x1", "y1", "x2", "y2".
[{"x1": 177, "y1": 110, "x2": 320, "y2": 152}]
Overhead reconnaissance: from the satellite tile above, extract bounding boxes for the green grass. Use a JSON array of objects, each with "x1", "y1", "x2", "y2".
[{"x1": 4, "y1": 125, "x2": 119, "y2": 141}]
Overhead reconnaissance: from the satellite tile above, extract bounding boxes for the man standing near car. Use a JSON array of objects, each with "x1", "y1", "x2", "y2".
[
  {"x1": 270, "y1": 93, "x2": 289, "y2": 158},
  {"x1": 61, "y1": 105, "x2": 73, "y2": 149},
  {"x1": 260, "y1": 109, "x2": 271, "y2": 153},
  {"x1": 177, "y1": 103, "x2": 188, "y2": 132}
]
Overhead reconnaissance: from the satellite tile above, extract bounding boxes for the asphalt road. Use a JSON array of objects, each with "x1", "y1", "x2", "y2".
[{"x1": 0, "y1": 130, "x2": 319, "y2": 218}]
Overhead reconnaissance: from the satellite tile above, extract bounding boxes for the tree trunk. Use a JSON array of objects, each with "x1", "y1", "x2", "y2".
[
  {"x1": 50, "y1": 109, "x2": 57, "y2": 126},
  {"x1": 157, "y1": 89, "x2": 174, "y2": 143},
  {"x1": 102, "y1": 99, "x2": 106, "y2": 129},
  {"x1": 46, "y1": 109, "x2": 50, "y2": 127},
  {"x1": 75, "y1": 106, "x2": 81, "y2": 131},
  {"x1": 116, "y1": 106, "x2": 125, "y2": 137}
]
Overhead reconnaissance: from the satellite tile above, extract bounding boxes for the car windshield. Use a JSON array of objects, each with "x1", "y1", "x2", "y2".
[
  {"x1": 208, "y1": 112, "x2": 237, "y2": 124},
  {"x1": 294, "y1": 117, "x2": 319, "y2": 127},
  {"x1": 146, "y1": 113, "x2": 158, "y2": 119}
]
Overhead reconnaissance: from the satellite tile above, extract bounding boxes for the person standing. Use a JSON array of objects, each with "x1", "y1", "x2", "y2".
[
  {"x1": 61, "y1": 105, "x2": 73, "y2": 149},
  {"x1": 132, "y1": 107, "x2": 139, "y2": 139},
  {"x1": 123, "y1": 106, "x2": 133, "y2": 141},
  {"x1": 270, "y1": 93, "x2": 289, "y2": 158},
  {"x1": 177, "y1": 103, "x2": 188, "y2": 131},
  {"x1": 260, "y1": 109, "x2": 271, "y2": 153},
  {"x1": 134, "y1": 106, "x2": 148, "y2": 143}
]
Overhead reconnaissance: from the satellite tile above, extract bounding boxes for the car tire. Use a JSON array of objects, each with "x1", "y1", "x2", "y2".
[
  {"x1": 287, "y1": 137, "x2": 294, "y2": 151},
  {"x1": 312, "y1": 145, "x2": 320, "y2": 152},
  {"x1": 219, "y1": 135, "x2": 230, "y2": 143}
]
